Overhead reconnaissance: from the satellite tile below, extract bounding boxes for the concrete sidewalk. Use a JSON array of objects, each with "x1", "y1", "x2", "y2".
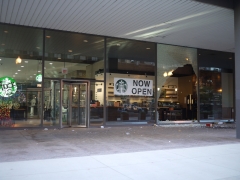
[
  {"x1": 0, "y1": 124, "x2": 240, "y2": 179},
  {"x1": 0, "y1": 143, "x2": 240, "y2": 180}
]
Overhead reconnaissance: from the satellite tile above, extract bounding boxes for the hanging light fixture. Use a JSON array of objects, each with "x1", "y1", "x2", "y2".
[
  {"x1": 16, "y1": 56, "x2": 22, "y2": 64},
  {"x1": 168, "y1": 70, "x2": 173, "y2": 76}
]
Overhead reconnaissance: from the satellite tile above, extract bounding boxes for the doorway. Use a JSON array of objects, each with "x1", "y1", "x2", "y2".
[{"x1": 61, "y1": 81, "x2": 89, "y2": 127}]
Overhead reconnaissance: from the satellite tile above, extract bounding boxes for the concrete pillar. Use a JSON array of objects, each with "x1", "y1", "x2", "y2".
[{"x1": 235, "y1": 1, "x2": 240, "y2": 139}]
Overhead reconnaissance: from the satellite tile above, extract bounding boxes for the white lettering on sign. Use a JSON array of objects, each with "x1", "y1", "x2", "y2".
[{"x1": 114, "y1": 78, "x2": 153, "y2": 96}]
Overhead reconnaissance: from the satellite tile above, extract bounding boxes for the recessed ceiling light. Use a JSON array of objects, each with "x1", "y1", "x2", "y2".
[
  {"x1": 0, "y1": 59, "x2": 1, "y2": 61},
  {"x1": 34, "y1": 74, "x2": 36, "y2": 75},
  {"x1": 38, "y1": 71, "x2": 41, "y2": 72},
  {"x1": 15, "y1": 73, "x2": 18, "y2": 74},
  {"x1": 46, "y1": 36, "x2": 51, "y2": 38},
  {"x1": 25, "y1": 61, "x2": 28, "y2": 63},
  {"x1": 146, "y1": 48, "x2": 150, "y2": 49},
  {"x1": 68, "y1": 50, "x2": 72, "y2": 52},
  {"x1": 83, "y1": 40, "x2": 88, "y2": 42},
  {"x1": 186, "y1": 58, "x2": 189, "y2": 61},
  {"x1": 21, "y1": 66, "x2": 24, "y2": 67},
  {"x1": 4, "y1": 31, "x2": 8, "y2": 33},
  {"x1": 49, "y1": 63, "x2": 53, "y2": 65},
  {"x1": 18, "y1": 70, "x2": 21, "y2": 71}
]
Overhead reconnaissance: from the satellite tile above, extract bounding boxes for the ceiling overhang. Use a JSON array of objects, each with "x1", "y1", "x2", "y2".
[
  {"x1": 193, "y1": 0, "x2": 234, "y2": 9},
  {"x1": 0, "y1": 0, "x2": 235, "y2": 53}
]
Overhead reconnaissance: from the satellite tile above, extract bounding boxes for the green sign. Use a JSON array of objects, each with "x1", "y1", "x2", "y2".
[
  {"x1": 36, "y1": 74, "x2": 42, "y2": 82},
  {"x1": 0, "y1": 76, "x2": 18, "y2": 97}
]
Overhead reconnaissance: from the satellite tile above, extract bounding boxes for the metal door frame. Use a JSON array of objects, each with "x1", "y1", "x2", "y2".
[{"x1": 60, "y1": 79, "x2": 90, "y2": 128}]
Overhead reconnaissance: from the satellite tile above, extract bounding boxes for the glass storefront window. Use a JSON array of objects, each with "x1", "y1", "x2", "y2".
[
  {"x1": 43, "y1": 79, "x2": 60, "y2": 126},
  {"x1": 157, "y1": 44, "x2": 198, "y2": 121},
  {"x1": 44, "y1": 30, "x2": 105, "y2": 127},
  {"x1": 44, "y1": 30, "x2": 104, "y2": 80},
  {"x1": 198, "y1": 49, "x2": 234, "y2": 121},
  {"x1": 0, "y1": 24, "x2": 43, "y2": 127},
  {"x1": 106, "y1": 38, "x2": 156, "y2": 123},
  {"x1": 90, "y1": 82, "x2": 104, "y2": 126},
  {"x1": 0, "y1": 23, "x2": 235, "y2": 128}
]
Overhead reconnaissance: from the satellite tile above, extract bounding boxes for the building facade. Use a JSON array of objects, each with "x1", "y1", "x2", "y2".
[{"x1": 0, "y1": 23, "x2": 234, "y2": 128}]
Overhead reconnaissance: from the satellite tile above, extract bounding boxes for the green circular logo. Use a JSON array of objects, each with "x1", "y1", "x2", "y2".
[
  {"x1": 115, "y1": 79, "x2": 128, "y2": 93},
  {"x1": 0, "y1": 76, "x2": 18, "y2": 97},
  {"x1": 36, "y1": 74, "x2": 42, "y2": 82}
]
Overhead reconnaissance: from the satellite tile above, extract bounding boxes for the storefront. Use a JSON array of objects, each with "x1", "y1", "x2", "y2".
[{"x1": 0, "y1": 23, "x2": 235, "y2": 128}]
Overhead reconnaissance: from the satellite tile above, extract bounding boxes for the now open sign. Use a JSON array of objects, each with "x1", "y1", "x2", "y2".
[{"x1": 114, "y1": 78, "x2": 153, "y2": 96}]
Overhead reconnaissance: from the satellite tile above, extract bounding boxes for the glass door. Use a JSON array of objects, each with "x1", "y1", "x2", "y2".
[{"x1": 62, "y1": 82, "x2": 88, "y2": 127}]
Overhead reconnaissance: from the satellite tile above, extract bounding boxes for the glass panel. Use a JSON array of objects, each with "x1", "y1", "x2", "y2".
[
  {"x1": 0, "y1": 24, "x2": 43, "y2": 128},
  {"x1": 198, "y1": 49, "x2": 234, "y2": 121},
  {"x1": 106, "y1": 38, "x2": 155, "y2": 123},
  {"x1": 199, "y1": 68, "x2": 222, "y2": 120},
  {"x1": 71, "y1": 84, "x2": 87, "y2": 126},
  {"x1": 62, "y1": 83, "x2": 70, "y2": 126},
  {"x1": 61, "y1": 83, "x2": 87, "y2": 127},
  {"x1": 90, "y1": 82, "x2": 104, "y2": 126},
  {"x1": 199, "y1": 68, "x2": 234, "y2": 120},
  {"x1": 79, "y1": 83, "x2": 87, "y2": 126},
  {"x1": 71, "y1": 84, "x2": 79, "y2": 125},
  {"x1": 157, "y1": 44, "x2": 198, "y2": 121},
  {"x1": 43, "y1": 79, "x2": 60, "y2": 126},
  {"x1": 27, "y1": 90, "x2": 41, "y2": 119},
  {"x1": 44, "y1": 30, "x2": 104, "y2": 80}
]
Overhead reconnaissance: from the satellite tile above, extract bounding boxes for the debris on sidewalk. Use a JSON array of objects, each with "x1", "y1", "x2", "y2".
[{"x1": 205, "y1": 122, "x2": 235, "y2": 129}]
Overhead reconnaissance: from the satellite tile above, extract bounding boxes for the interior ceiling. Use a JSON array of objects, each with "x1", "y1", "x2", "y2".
[
  {"x1": 0, "y1": 0, "x2": 234, "y2": 53},
  {"x1": 0, "y1": 57, "x2": 88, "y2": 83}
]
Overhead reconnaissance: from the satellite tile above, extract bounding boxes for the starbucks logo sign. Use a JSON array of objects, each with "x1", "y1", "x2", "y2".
[
  {"x1": 36, "y1": 74, "x2": 42, "y2": 82},
  {"x1": 115, "y1": 79, "x2": 128, "y2": 94},
  {"x1": 114, "y1": 77, "x2": 153, "y2": 96},
  {"x1": 0, "y1": 76, "x2": 18, "y2": 97}
]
